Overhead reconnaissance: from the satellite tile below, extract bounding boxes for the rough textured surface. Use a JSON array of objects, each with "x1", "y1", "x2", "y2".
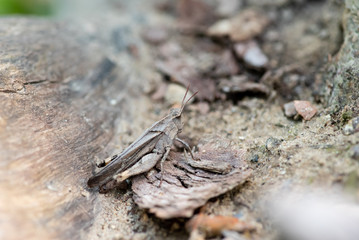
[
  {"x1": 325, "y1": 0, "x2": 359, "y2": 118},
  {"x1": 132, "y1": 144, "x2": 251, "y2": 219},
  {"x1": 0, "y1": 2, "x2": 155, "y2": 239},
  {"x1": 0, "y1": 18, "x2": 115, "y2": 240}
]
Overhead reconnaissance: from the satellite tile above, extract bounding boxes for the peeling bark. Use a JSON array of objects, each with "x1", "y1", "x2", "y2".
[{"x1": 132, "y1": 144, "x2": 252, "y2": 219}]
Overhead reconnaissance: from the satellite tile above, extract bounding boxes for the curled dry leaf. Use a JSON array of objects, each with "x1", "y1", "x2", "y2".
[
  {"x1": 131, "y1": 144, "x2": 252, "y2": 219},
  {"x1": 207, "y1": 9, "x2": 269, "y2": 41},
  {"x1": 220, "y1": 75, "x2": 271, "y2": 96},
  {"x1": 186, "y1": 213, "x2": 256, "y2": 238}
]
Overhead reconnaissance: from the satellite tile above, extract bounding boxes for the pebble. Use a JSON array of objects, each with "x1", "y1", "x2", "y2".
[
  {"x1": 283, "y1": 100, "x2": 317, "y2": 120},
  {"x1": 208, "y1": 9, "x2": 269, "y2": 41},
  {"x1": 283, "y1": 102, "x2": 297, "y2": 118},
  {"x1": 234, "y1": 41, "x2": 268, "y2": 69},
  {"x1": 250, "y1": 154, "x2": 259, "y2": 163},
  {"x1": 293, "y1": 100, "x2": 317, "y2": 120},
  {"x1": 343, "y1": 117, "x2": 359, "y2": 135},
  {"x1": 164, "y1": 84, "x2": 192, "y2": 106},
  {"x1": 243, "y1": 44, "x2": 268, "y2": 68}
]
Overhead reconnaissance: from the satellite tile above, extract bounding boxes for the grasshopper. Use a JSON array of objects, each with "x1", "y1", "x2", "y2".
[{"x1": 87, "y1": 87, "x2": 197, "y2": 193}]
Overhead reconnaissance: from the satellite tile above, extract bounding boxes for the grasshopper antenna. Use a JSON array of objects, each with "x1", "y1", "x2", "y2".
[
  {"x1": 180, "y1": 85, "x2": 190, "y2": 108},
  {"x1": 180, "y1": 85, "x2": 198, "y2": 114}
]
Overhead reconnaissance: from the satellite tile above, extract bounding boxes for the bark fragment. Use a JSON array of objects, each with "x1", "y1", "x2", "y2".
[{"x1": 131, "y1": 144, "x2": 251, "y2": 219}]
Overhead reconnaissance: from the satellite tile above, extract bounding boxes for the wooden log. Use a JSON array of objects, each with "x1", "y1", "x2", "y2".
[{"x1": 0, "y1": 17, "x2": 138, "y2": 240}]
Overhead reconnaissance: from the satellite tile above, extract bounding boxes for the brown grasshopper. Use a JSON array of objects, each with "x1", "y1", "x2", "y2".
[{"x1": 87, "y1": 87, "x2": 197, "y2": 193}]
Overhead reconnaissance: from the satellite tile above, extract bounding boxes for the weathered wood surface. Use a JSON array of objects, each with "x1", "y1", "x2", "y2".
[{"x1": 0, "y1": 8, "x2": 150, "y2": 239}]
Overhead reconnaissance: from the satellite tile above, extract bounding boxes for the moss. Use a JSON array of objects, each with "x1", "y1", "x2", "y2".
[{"x1": 341, "y1": 108, "x2": 353, "y2": 123}]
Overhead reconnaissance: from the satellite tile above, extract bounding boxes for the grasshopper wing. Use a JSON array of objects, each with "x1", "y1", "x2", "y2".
[{"x1": 87, "y1": 131, "x2": 163, "y2": 188}]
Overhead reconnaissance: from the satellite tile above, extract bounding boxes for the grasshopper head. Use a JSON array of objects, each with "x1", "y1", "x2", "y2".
[
  {"x1": 170, "y1": 108, "x2": 183, "y2": 132},
  {"x1": 170, "y1": 86, "x2": 198, "y2": 131}
]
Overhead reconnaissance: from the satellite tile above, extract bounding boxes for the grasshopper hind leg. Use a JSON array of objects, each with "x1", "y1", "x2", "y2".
[{"x1": 114, "y1": 153, "x2": 162, "y2": 183}]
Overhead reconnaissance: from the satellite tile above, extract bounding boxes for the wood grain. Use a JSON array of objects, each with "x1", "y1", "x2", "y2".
[{"x1": 0, "y1": 17, "x2": 128, "y2": 240}]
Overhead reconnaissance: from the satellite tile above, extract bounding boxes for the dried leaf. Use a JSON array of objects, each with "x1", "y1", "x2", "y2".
[
  {"x1": 156, "y1": 59, "x2": 218, "y2": 101},
  {"x1": 260, "y1": 64, "x2": 302, "y2": 100},
  {"x1": 212, "y1": 50, "x2": 240, "y2": 77},
  {"x1": 208, "y1": 10, "x2": 269, "y2": 41},
  {"x1": 176, "y1": 0, "x2": 215, "y2": 27},
  {"x1": 186, "y1": 213, "x2": 256, "y2": 237},
  {"x1": 131, "y1": 144, "x2": 251, "y2": 219},
  {"x1": 220, "y1": 76, "x2": 270, "y2": 96}
]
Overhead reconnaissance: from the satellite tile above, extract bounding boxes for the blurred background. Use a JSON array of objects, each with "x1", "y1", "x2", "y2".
[
  {"x1": 0, "y1": 0, "x2": 53, "y2": 15},
  {"x1": 0, "y1": 0, "x2": 105, "y2": 16}
]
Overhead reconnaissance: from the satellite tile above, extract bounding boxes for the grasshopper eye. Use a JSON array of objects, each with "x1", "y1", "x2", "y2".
[{"x1": 170, "y1": 108, "x2": 181, "y2": 117}]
